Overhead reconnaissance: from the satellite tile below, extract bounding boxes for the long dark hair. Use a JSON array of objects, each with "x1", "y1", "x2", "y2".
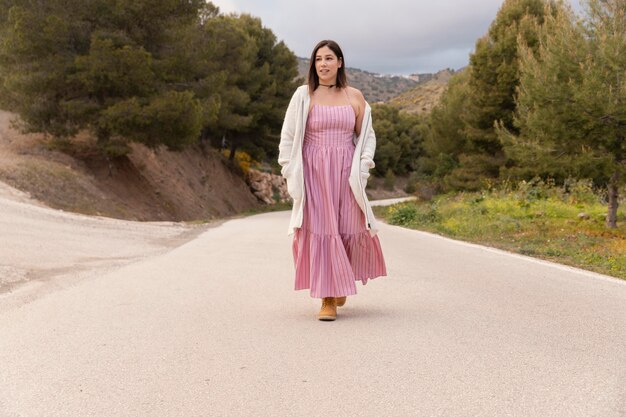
[{"x1": 307, "y1": 40, "x2": 348, "y2": 93}]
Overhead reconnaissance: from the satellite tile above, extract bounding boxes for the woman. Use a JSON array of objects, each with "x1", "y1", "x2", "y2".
[{"x1": 278, "y1": 40, "x2": 387, "y2": 321}]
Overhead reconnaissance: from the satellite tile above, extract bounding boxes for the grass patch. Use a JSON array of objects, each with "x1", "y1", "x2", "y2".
[{"x1": 375, "y1": 179, "x2": 626, "y2": 279}]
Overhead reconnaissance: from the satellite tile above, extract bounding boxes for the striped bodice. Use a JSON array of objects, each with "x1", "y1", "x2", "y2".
[{"x1": 304, "y1": 104, "x2": 356, "y2": 147}]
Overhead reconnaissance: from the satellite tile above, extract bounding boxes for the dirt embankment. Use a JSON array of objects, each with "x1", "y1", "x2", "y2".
[{"x1": 0, "y1": 110, "x2": 262, "y2": 222}]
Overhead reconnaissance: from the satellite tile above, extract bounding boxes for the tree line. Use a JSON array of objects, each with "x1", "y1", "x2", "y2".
[
  {"x1": 0, "y1": 0, "x2": 300, "y2": 161},
  {"x1": 421, "y1": 0, "x2": 625, "y2": 228}
]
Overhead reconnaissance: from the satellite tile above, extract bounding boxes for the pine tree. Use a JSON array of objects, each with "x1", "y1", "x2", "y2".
[
  {"x1": 456, "y1": 0, "x2": 552, "y2": 188},
  {"x1": 0, "y1": 1, "x2": 299, "y2": 162},
  {"x1": 223, "y1": 13, "x2": 300, "y2": 162},
  {"x1": 504, "y1": 0, "x2": 626, "y2": 228},
  {"x1": 184, "y1": 12, "x2": 299, "y2": 162},
  {"x1": 371, "y1": 104, "x2": 425, "y2": 176},
  {"x1": 423, "y1": 69, "x2": 474, "y2": 189},
  {"x1": 0, "y1": 0, "x2": 206, "y2": 155}
]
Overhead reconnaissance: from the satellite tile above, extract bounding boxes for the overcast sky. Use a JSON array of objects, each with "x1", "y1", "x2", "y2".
[{"x1": 209, "y1": 0, "x2": 583, "y2": 76}]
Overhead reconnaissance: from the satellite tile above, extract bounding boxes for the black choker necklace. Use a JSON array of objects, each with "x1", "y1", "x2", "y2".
[{"x1": 319, "y1": 83, "x2": 335, "y2": 88}]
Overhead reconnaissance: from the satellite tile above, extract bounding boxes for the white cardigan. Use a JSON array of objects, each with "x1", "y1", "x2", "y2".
[{"x1": 277, "y1": 85, "x2": 379, "y2": 237}]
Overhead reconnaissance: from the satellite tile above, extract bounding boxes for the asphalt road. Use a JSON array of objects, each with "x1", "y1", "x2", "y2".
[{"x1": 0, "y1": 191, "x2": 624, "y2": 417}]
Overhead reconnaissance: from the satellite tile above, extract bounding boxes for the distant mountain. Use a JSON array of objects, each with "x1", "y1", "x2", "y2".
[
  {"x1": 387, "y1": 68, "x2": 465, "y2": 115},
  {"x1": 296, "y1": 57, "x2": 461, "y2": 112}
]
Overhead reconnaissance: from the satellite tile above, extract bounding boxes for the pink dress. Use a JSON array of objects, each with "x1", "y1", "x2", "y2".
[{"x1": 292, "y1": 90, "x2": 387, "y2": 298}]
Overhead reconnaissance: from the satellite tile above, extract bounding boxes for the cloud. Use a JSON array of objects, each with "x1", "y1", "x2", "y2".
[{"x1": 209, "y1": 0, "x2": 584, "y2": 75}]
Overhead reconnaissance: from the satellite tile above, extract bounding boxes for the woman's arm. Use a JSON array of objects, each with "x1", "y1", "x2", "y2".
[
  {"x1": 349, "y1": 87, "x2": 367, "y2": 137},
  {"x1": 360, "y1": 116, "x2": 376, "y2": 178},
  {"x1": 349, "y1": 87, "x2": 376, "y2": 176}
]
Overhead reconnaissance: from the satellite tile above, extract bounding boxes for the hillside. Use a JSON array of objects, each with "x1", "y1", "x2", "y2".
[
  {"x1": 0, "y1": 110, "x2": 262, "y2": 222},
  {"x1": 387, "y1": 68, "x2": 461, "y2": 115},
  {"x1": 296, "y1": 58, "x2": 460, "y2": 110}
]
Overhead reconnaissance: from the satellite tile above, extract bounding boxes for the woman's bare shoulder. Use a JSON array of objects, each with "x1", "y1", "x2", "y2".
[{"x1": 347, "y1": 86, "x2": 366, "y2": 102}]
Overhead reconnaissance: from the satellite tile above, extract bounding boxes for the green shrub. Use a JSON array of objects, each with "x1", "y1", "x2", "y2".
[{"x1": 387, "y1": 203, "x2": 417, "y2": 225}]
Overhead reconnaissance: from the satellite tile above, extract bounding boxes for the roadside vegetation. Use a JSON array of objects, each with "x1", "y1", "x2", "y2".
[{"x1": 375, "y1": 178, "x2": 626, "y2": 279}]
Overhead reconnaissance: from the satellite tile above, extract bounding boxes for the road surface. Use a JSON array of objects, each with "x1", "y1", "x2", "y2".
[{"x1": 0, "y1": 185, "x2": 624, "y2": 417}]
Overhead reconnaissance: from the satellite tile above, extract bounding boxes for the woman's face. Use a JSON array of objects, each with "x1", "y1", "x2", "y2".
[{"x1": 315, "y1": 46, "x2": 342, "y2": 84}]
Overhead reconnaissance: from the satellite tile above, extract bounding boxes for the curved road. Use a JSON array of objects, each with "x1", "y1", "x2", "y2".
[{"x1": 0, "y1": 186, "x2": 624, "y2": 417}]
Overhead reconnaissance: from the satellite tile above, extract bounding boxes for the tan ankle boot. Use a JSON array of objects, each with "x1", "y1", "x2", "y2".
[
  {"x1": 318, "y1": 297, "x2": 337, "y2": 321},
  {"x1": 335, "y1": 296, "x2": 347, "y2": 307}
]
